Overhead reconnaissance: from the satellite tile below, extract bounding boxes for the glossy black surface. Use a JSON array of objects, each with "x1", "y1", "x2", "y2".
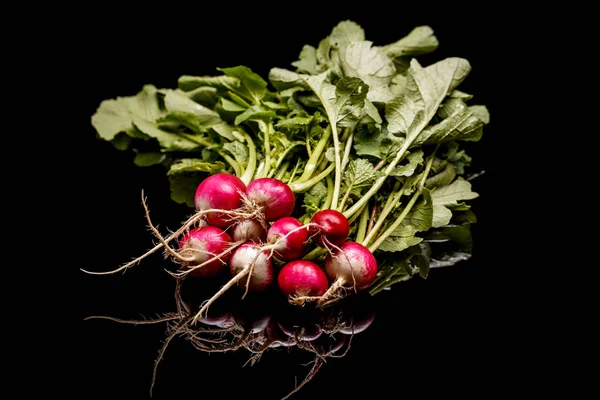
[{"x1": 80, "y1": 7, "x2": 519, "y2": 399}]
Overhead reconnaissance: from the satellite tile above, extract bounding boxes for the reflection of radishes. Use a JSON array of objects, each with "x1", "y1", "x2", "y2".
[
  {"x1": 339, "y1": 311, "x2": 376, "y2": 335},
  {"x1": 178, "y1": 226, "x2": 233, "y2": 277}
]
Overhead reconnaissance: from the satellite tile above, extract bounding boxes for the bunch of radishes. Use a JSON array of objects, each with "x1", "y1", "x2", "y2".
[{"x1": 167, "y1": 172, "x2": 378, "y2": 321}]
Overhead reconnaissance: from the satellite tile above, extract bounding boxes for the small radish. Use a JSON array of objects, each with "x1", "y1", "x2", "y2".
[
  {"x1": 246, "y1": 177, "x2": 295, "y2": 221},
  {"x1": 178, "y1": 226, "x2": 233, "y2": 277},
  {"x1": 232, "y1": 219, "x2": 267, "y2": 243},
  {"x1": 194, "y1": 173, "x2": 247, "y2": 228},
  {"x1": 267, "y1": 217, "x2": 308, "y2": 261},
  {"x1": 278, "y1": 260, "x2": 329, "y2": 299},
  {"x1": 229, "y1": 243, "x2": 274, "y2": 292},
  {"x1": 308, "y1": 209, "x2": 350, "y2": 248},
  {"x1": 315, "y1": 241, "x2": 378, "y2": 306}
]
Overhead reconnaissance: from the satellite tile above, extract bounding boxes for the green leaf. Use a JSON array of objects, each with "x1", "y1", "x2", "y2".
[
  {"x1": 218, "y1": 66, "x2": 269, "y2": 104},
  {"x1": 380, "y1": 26, "x2": 439, "y2": 58},
  {"x1": 302, "y1": 180, "x2": 328, "y2": 215},
  {"x1": 292, "y1": 45, "x2": 319, "y2": 74},
  {"x1": 210, "y1": 122, "x2": 236, "y2": 141},
  {"x1": 131, "y1": 118, "x2": 199, "y2": 151},
  {"x1": 167, "y1": 158, "x2": 226, "y2": 175},
  {"x1": 390, "y1": 149, "x2": 423, "y2": 177},
  {"x1": 178, "y1": 75, "x2": 240, "y2": 92},
  {"x1": 402, "y1": 188, "x2": 433, "y2": 232},
  {"x1": 133, "y1": 151, "x2": 165, "y2": 167},
  {"x1": 378, "y1": 224, "x2": 423, "y2": 252},
  {"x1": 329, "y1": 20, "x2": 365, "y2": 49},
  {"x1": 338, "y1": 41, "x2": 396, "y2": 103},
  {"x1": 431, "y1": 177, "x2": 479, "y2": 207},
  {"x1": 168, "y1": 172, "x2": 203, "y2": 207},
  {"x1": 234, "y1": 104, "x2": 278, "y2": 125},
  {"x1": 469, "y1": 105, "x2": 491, "y2": 124},
  {"x1": 183, "y1": 86, "x2": 218, "y2": 107},
  {"x1": 431, "y1": 178, "x2": 478, "y2": 227},
  {"x1": 268, "y1": 68, "x2": 309, "y2": 91},
  {"x1": 275, "y1": 115, "x2": 313, "y2": 136},
  {"x1": 354, "y1": 124, "x2": 383, "y2": 158},
  {"x1": 222, "y1": 141, "x2": 248, "y2": 165},
  {"x1": 332, "y1": 77, "x2": 370, "y2": 128},
  {"x1": 91, "y1": 85, "x2": 162, "y2": 142},
  {"x1": 413, "y1": 110, "x2": 484, "y2": 147},
  {"x1": 425, "y1": 163, "x2": 456, "y2": 189},
  {"x1": 341, "y1": 158, "x2": 383, "y2": 197},
  {"x1": 385, "y1": 58, "x2": 471, "y2": 144},
  {"x1": 163, "y1": 90, "x2": 222, "y2": 125},
  {"x1": 438, "y1": 98, "x2": 468, "y2": 119}
]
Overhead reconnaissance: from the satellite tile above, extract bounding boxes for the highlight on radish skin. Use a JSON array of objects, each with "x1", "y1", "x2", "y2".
[
  {"x1": 267, "y1": 217, "x2": 308, "y2": 261},
  {"x1": 229, "y1": 243, "x2": 274, "y2": 292},
  {"x1": 194, "y1": 173, "x2": 247, "y2": 228},
  {"x1": 246, "y1": 178, "x2": 295, "y2": 221},
  {"x1": 308, "y1": 209, "x2": 350, "y2": 248},
  {"x1": 178, "y1": 226, "x2": 233, "y2": 277}
]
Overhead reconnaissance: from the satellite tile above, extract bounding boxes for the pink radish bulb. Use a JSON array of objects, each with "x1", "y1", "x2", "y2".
[
  {"x1": 324, "y1": 241, "x2": 378, "y2": 291},
  {"x1": 278, "y1": 260, "x2": 329, "y2": 297},
  {"x1": 229, "y1": 243, "x2": 274, "y2": 292},
  {"x1": 178, "y1": 226, "x2": 233, "y2": 277},
  {"x1": 232, "y1": 219, "x2": 267, "y2": 243},
  {"x1": 308, "y1": 209, "x2": 350, "y2": 248},
  {"x1": 267, "y1": 217, "x2": 308, "y2": 261},
  {"x1": 194, "y1": 173, "x2": 247, "y2": 228},
  {"x1": 246, "y1": 178, "x2": 295, "y2": 221}
]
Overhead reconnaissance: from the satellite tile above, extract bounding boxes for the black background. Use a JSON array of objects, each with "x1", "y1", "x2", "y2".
[{"x1": 80, "y1": 6, "x2": 530, "y2": 399}]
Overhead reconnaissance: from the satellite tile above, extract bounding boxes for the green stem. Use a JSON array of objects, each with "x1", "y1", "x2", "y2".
[
  {"x1": 294, "y1": 125, "x2": 331, "y2": 184},
  {"x1": 240, "y1": 131, "x2": 257, "y2": 185},
  {"x1": 348, "y1": 201, "x2": 368, "y2": 225},
  {"x1": 254, "y1": 160, "x2": 265, "y2": 181},
  {"x1": 330, "y1": 121, "x2": 342, "y2": 211},
  {"x1": 289, "y1": 163, "x2": 335, "y2": 193},
  {"x1": 271, "y1": 142, "x2": 303, "y2": 178},
  {"x1": 180, "y1": 133, "x2": 241, "y2": 177},
  {"x1": 286, "y1": 158, "x2": 302, "y2": 184},
  {"x1": 362, "y1": 180, "x2": 408, "y2": 248},
  {"x1": 355, "y1": 204, "x2": 370, "y2": 243},
  {"x1": 275, "y1": 161, "x2": 290, "y2": 181},
  {"x1": 340, "y1": 129, "x2": 354, "y2": 172},
  {"x1": 303, "y1": 246, "x2": 327, "y2": 261},
  {"x1": 367, "y1": 150, "x2": 437, "y2": 253},
  {"x1": 343, "y1": 139, "x2": 412, "y2": 220},
  {"x1": 257, "y1": 121, "x2": 272, "y2": 179},
  {"x1": 322, "y1": 175, "x2": 334, "y2": 210}
]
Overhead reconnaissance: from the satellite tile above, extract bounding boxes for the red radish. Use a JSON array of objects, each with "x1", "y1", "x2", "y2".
[
  {"x1": 246, "y1": 177, "x2": 295, "y2": 221},
  {"x1": 229, "y1": 243, "x2": 274, "y2": 292},
  {"x1": 308, "y1": 209, "x2": 350, "y2": 248},
  {"x1": 267, "y1": 217, "x2": 308, "y2": 260},
  {"x1": 232, "y1": 219, "x2": 267, "y2": 243},
  {"x1": 306, "y1": 241, "x2": 378, "y2": 307},
  {"x1": 194, "y1": 173, "x2": 247, "y2": 228},
  {"x1": 178, "y1": 226, "x2": 233, "y2": 277},
  {"x1": 324, "y1": 241, "x2": 377, "y2": 291},
  {"x1": 278, "y1": 260, "x2": 329, "y2": 298}
]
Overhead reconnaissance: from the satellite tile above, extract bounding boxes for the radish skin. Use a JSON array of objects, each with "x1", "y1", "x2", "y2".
[
  {"x1": 178, "y1": 226, "x2": 233, "y2": 277},
  {"x1": 194, "y1": 173, "x2": 247, "y2": 228},
  {"x1": 267, "y1": 217, "x2": 308, "y2": 261},
  {"x1": 246, "y1": 178, "x2": 295, "y2": 221}
]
